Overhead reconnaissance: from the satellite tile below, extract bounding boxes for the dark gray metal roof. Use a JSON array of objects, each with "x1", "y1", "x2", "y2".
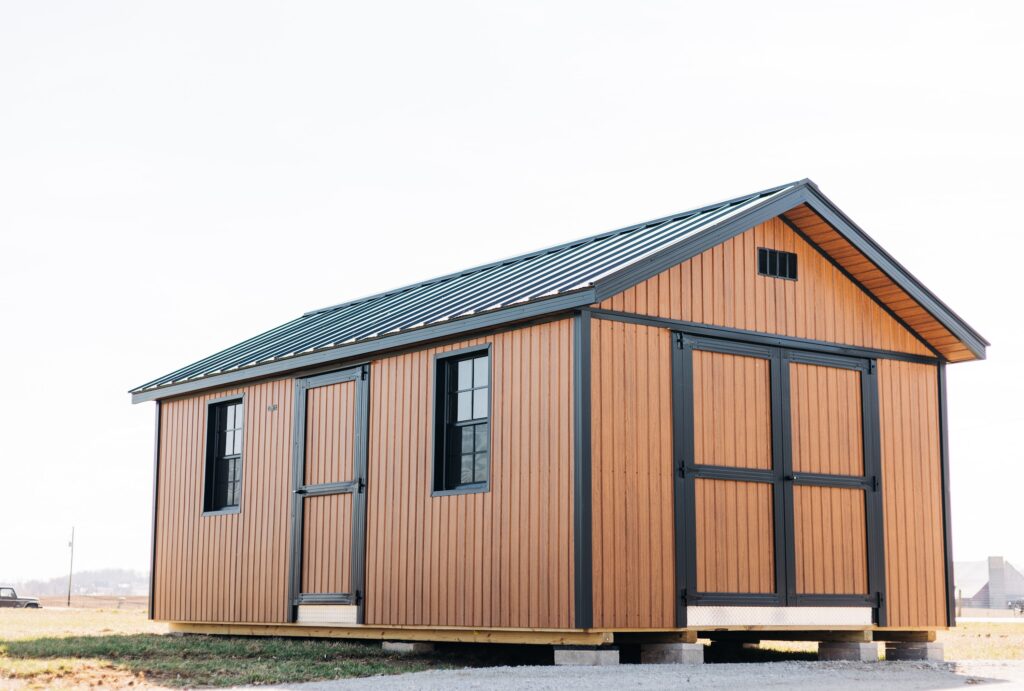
[
  {"x1": 132, "y1": 182, "x2": 799, "y2": 396},
  {"x1": 131, "y1": 178, "x2": 988, "y2": 402}
]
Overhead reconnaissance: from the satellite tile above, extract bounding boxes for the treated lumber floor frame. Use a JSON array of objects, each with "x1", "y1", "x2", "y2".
[{"x1": 168, "y1": 622, "x2": 940, "y2": 646}]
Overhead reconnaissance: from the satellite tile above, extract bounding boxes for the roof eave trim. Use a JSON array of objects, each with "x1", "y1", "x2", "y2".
[
  {"x1": 799, "y1": 186, "x2": 988, "y2": 359},
  {"x1": 130, "y1": 288, "x2": 596, "y2": 404}
]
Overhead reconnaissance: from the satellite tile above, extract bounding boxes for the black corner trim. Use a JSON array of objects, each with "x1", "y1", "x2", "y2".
[
  {"x1": 148, "y1": 400, "x2": 161, "y2": 620},
  {"x1": 573, "y1": 309, "x2": 594, "y2": 629},
  {"x1": 938, "y1": 363, "x2": 956, "y2": 626}
]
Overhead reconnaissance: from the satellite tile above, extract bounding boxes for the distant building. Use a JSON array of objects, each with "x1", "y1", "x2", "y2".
[{"x1": 955, "y1": 557, "x2": 1024, "y2": 608}]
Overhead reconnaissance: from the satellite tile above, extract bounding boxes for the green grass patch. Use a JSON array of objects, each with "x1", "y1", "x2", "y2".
[{"x1": 0, "y1": 633, "x2": 455, "y2": 687}]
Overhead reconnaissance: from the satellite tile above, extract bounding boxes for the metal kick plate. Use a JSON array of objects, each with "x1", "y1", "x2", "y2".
[{"x1": 296, "y1": 604, "x2": 358, "y2": 625}]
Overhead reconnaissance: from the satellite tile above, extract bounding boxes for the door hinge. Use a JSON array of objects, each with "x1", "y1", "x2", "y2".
[
  {"x1": 294, "y1": 488, "x2": 307, "y2": 495},
  {"x1": 871, "y1": 475, "x2": 880, "y2": 492},
  {"x1": 677, "y1": 463, "x2": 686, "y2": 479},
  {"x1": 355, "y1": 590, "x2": 363, "y2": 605},
  {"x1": 868, "y1": 360, "x2": 876, "y2": 375},
  {"x1": 361, "y1": 365, "x2": 369, "y2": 380},
  {"x1": 357, "y1": 478, "x2": 366, "y2": 494}
]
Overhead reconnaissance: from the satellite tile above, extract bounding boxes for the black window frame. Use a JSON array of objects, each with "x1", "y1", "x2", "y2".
[
  {"x1": 202, "y1": 394, "x2": 245, "y2": 515},
  {"x1": 758, "y1": 247, "x2": 798, "y2": 280},
  {"x1": 432, "y1": 344, "x2": 492, "y2": 496}
]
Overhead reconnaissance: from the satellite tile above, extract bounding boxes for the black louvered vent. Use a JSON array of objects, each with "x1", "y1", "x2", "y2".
[{"x1": 758, "y1": 247, "x2": 798, "y2": 280}]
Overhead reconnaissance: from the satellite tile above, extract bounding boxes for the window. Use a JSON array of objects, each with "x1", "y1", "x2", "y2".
[
  {"x1": 0, "y1": 588, "x2": 14, "y2": 599},
  {"x1": 433, "y1": 348, "x2": 490, "y2": 493},
  {"x1": 758, "y1": 247, "x2": 798, "y2": 280},
  {"x1": 204, "y1": 398, "x2": 243, "y2": 513}
]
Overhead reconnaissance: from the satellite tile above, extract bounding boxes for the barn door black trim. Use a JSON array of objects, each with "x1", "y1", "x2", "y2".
[
  {"x1": 287, "y1": 365, "x2": 370, "y2": 623},
  {"x1": 672, "y1": 332, "x2": 887, "y2": 625},
  {"x1": 778, "y1": 349, "x2": 886, "y2": 620},
  {"x1": 672, "y1": 334, "x2": 785, "y2": 624}
]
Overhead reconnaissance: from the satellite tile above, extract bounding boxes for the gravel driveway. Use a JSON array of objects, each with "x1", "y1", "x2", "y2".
[{"x1": 239, "y1": 660, "x2": 1024, "y2": 690}]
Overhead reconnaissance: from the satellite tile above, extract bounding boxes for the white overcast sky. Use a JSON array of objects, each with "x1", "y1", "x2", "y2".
[{"x1": 0, "y1": 1, "x2": 1021, "y2": 583}]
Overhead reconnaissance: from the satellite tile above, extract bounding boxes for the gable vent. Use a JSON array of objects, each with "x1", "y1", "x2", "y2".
[{"x1": 758, "y1": 247, "x2": 798, "y2": 280}]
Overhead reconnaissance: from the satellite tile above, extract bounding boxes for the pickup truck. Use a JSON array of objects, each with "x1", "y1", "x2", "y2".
[{"x1": 0, "y1": 586, "x2": 41, "y2": 608}]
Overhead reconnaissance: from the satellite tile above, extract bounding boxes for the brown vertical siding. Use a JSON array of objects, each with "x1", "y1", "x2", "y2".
[
  {"x1": 789, "y1": 363, "x2": 864, "y2": 476},
  {"x1": 598, "y1": 217, "x2": 934, "y2": 357},
  {"x1": 693, "y1": 350, "x2": 772, "y2": 470},
  {"x1": 590, "y1": 319, "x2": 675, "y2": 629},
  {"x1": 301, "y1": 494, "x2": 353, "y2": 594},
  {"x1": 878, "y1": 359, "x2": 947, "y2": 627},
  {"x1": 793, "y1": 485, "x2": 868, "y2": 595},
  {"x1": 364, "y1": 319, "x2": 574, "y2": 629},
  {"x1": 694, "y1": 478, "x2": 775, "y2": 593},
  {"x1": 153, "y1": 379, "x2": 293, "y2": 623},
  {"x1": 303, "y1": 380, "x2": 356, "y2": 485}
]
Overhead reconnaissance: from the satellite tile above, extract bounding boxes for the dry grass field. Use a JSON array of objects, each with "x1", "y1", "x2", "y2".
[{"x1": 1, "y1": 605, "x2": 1022, "y2": 689}]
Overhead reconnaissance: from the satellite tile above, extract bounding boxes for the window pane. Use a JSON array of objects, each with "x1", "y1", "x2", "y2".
[
  {"x1": 474, "y1": 423, "x2": 488, "y2": 452},
  {"x1": 457, "y1": 391, "x2": 472, "y2": 421},
  {"x1": 460, "y1": 454, "x2": 474, "y2": 483},
  {"x1": 227, "y1": 405, "x2": 236, "y2": 430},
  {"x1": 472, "y1": 390, "x2": 487, "y2": 419},
  {"x1": 233, "y1": 404, "x2": 243, "y2": 430},
  {"x1": 234, "y1": 428, "x2": 243, "y2": 454},
  {"x1": 474, "y1": 451, "x2": 488, "y2": 483},
  {"x1": 461, "y1": 426, "x2": 474, "y2": 453},
  {"x1": 457, "y1": 359, "x2": 473, "y2": 390},
  {"x1": 474, "y1": 356, "x2": 488, "y2": 387},
  {"x1": 224, "y1": 430, "x2": 234, "y2": 456}
]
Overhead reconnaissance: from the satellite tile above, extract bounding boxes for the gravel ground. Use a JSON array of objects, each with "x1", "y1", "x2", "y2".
[{"x1": 238, "y1": 660, "x2": 1024, "y2": 690}]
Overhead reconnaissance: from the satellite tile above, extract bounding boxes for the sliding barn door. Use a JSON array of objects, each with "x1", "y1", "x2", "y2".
[
  {"x1": 673, "y1": 335, "x2": 885, "y2": 625},
  {"x1": 289, "y1": 366, "x2": 369, "y2": 623}
]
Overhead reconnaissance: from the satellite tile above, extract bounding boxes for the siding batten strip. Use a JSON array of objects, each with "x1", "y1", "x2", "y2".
[{"x1": 573, "y1": 309, "x2": 593, "y2": 629}]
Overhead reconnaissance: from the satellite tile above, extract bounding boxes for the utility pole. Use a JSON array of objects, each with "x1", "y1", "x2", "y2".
[{"x1": 66, "y1": 527, "x2": 74, "y2": 608}]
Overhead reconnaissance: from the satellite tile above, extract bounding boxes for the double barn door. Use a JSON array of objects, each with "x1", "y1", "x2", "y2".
[
  {"x1": 288, "y1": 366, "x2": 369, "y2": 623},
  {"x1": 673, "y1": 334, "x2": 886, "y2": 625}
]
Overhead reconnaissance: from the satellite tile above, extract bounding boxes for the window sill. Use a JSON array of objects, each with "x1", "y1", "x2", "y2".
[
  {"x1": 201, "y1": 507, "x2": 241, "y2": 517},
  {"x1": 431, "y1": 484, "x2": 489, "y2": 497}
]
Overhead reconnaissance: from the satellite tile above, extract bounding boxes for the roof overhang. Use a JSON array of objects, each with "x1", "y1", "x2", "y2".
[{"x1": 591, "y1": 180, "x2": 988, "y2": 363}]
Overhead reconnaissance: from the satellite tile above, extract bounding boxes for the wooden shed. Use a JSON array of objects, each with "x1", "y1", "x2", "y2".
[{"x1": 132, "y1": 180, "x2": 986, "y2": 653}]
